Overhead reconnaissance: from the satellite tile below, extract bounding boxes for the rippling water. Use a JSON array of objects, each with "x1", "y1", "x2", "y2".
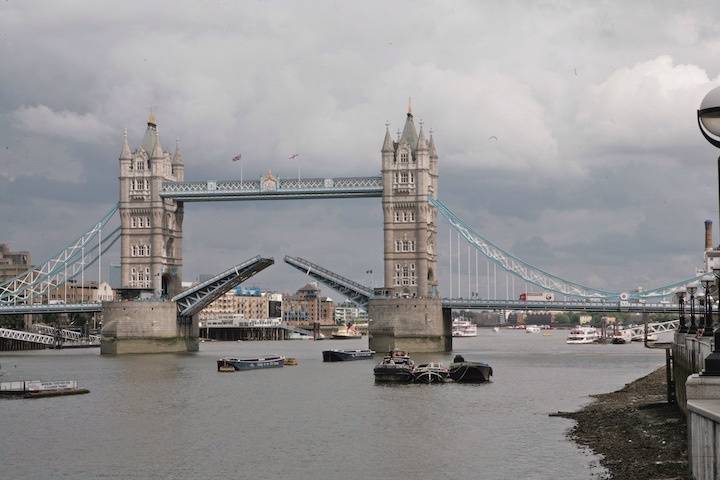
[{"x1": 0, "y1": 329, "x2": 667, "y2": 479}]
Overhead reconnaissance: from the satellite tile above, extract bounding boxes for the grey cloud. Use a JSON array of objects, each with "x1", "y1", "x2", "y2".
[{"x1": 2, "y1": 1, "x2": 720, "y2": 298}]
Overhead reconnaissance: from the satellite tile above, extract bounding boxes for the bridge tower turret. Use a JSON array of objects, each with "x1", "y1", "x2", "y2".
[
  {"x1": 380, "y1": 106, "x2": 439, "y2": 298},
  {"x1": 118, "y1": 114, "x2": 183, "y2": 297},
  {"x1": 369, "y1": 104, "x2": 449, "y2": 353}
]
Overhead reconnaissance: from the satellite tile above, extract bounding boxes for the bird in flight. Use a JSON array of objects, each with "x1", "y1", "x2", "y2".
[
  {"x1": 232, "y1": 154, "x2": 242, "y2": 162},
  {"x1": 488, "y1": 136, "x2": 498, "y2": 141},
  {"x1": 288, "y1": 153, "x2": 300, "y2": 160}
]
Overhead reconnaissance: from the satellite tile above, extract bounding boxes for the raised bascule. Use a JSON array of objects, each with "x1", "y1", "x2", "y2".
[{"x1": 0, "y1": 106, "x2": 707, "y2": 354}]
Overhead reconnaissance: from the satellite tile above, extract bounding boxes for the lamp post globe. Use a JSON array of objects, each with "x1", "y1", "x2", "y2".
[{"x1": 699, "y1": 86, "x2": 720, "y2": 145}]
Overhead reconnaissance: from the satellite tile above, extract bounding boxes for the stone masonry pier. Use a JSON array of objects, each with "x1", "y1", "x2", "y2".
[{"x1": 100, "y1": 301, "x2": 198, "y2": 354}]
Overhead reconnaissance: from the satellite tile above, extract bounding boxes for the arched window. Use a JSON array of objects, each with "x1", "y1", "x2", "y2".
[{"x1": 400, "y1": 151, "x2": 409, "y2": 163}]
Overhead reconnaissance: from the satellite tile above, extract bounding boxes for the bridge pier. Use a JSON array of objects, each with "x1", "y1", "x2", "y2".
[
  {"x1": 367, "y1": 297, "x2": 451, "y2": 353},
  {"x1": 100, "y1": 301, "x2": 198, "y2": 355}
]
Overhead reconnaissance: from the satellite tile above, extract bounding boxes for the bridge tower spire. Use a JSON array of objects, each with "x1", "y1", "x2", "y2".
[{"x1": 118, "y1": 114, "x2": 184, "y2": 298}]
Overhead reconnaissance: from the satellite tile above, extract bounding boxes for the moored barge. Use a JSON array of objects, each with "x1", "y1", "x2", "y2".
[
  {"x1": 322, "y1": 349, "x2": 375, "y2": 362},
  {"x1": 217, "y1": 355, "x2": 285, "y2": 371}
]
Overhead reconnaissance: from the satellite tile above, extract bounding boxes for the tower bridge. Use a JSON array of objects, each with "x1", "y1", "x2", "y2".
[{"x1": 1, "y1": 106, "x2": 702, "y2": 353}]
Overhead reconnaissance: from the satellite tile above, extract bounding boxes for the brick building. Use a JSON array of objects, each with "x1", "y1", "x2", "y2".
[{"x1": 282, "y1": 283, "x2": 334, "y2": 328}]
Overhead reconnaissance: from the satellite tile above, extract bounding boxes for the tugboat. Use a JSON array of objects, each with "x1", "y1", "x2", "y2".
[
  {"x1": 373, "y1": 350, "x2": 415, "y2": 383},
  {"x1": 322, "y1": 349, "x2": 375, "y2": 362},
  {"x1": 447, "y1": 355, "x2": 493, "y2": 383},
  {"x1": 413, "y1": 362, "x2": 449, "y2": 384},
  {"x1": 217, "y1": 355, "x2": 285, "y2": 371}
]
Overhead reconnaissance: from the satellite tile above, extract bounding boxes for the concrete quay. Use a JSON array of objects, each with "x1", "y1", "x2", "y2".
[
  {"x1": 100, "y1": 300, "x2": 198, "y2": 355},
  {"x1": 673, "y1": 332, "x2": 720, "y2": 479}
]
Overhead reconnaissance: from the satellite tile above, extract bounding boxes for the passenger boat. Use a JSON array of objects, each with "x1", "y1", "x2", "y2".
[
  {"x1": 217, "y1": 355, "x2": 285, "y2": 371},
  {"x1": 332, "y1": 323, "x2": 362, "y2": 339},
  {"x1": 566, "y1": 326, "x2": 600, "y2": 344},
  {"x1": 452, "y1": 319, "x2": 478, "y2": 337},
  {"x1": 413, "y1": 362, "x2": 449, "y2": 384},
  {"x1": 322, "y1": 349, "x2": 375, "y2": 362},
  {"x1": 373, "y1": 350, "x2": 414, "y2": 383},
  {"x1": 448, "y1": 355, "x2": 493, "y2": 383}
]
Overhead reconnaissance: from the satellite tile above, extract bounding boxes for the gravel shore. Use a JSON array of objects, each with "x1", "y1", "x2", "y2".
[{"x1": 554, "y1": 367, "x2": 688, "y2": 480}]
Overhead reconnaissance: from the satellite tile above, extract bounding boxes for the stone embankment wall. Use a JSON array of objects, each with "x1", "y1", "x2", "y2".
[
  {"x1": 673, "y1": 332, "x2": 720, "y2": 479},
  {"x1": 673, "y1": 333, "x2": 713, "y2": 412}
]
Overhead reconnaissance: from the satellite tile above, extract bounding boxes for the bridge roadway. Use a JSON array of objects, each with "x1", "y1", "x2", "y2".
[
  {"x1": 442, "y1": 298, "x2": 681, "y2": 313},
  {"x1": 160, "y1": 176, "x2": 384, "y2": 202}
]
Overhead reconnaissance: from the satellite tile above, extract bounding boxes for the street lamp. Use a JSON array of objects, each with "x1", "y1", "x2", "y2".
[
  {"x1": 702, "y1": 273, "x2": 715, "y2": 337},
  {"x1": 698, "y1": 87, "x2": 720, "y2": 374},
  {"x1": 688, "y1": 282, "x2": 699, "y2": 334},
  {"x1": 677, "y1": 287, "x2": 687, "y2": 333}
]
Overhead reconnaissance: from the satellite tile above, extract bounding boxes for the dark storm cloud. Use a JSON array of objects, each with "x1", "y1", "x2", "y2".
[{"x1": 2, "y1": 0, "x2": 720, "y2": 296}]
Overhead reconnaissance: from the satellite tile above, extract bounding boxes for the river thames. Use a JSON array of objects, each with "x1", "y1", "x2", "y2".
[{"x1": 0, "y1": 329, "x2": 667, "y2": 480}]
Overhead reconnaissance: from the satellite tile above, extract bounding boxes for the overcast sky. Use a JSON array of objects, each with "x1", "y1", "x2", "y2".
[{"x1": 2, "y1": 1, "x2": 720, "y2": 299}]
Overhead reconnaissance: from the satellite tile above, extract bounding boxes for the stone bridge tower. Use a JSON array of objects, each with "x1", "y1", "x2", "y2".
[
  {"x1": 118, "y1": 114, "x2": 184, "y2": 297},
  {"x1": 368, "y1": 106, "x2": 450, "y2": 353}
]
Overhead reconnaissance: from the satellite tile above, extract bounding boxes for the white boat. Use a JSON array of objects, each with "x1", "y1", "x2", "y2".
[
  {"x1": 566, "y1": 326, "x2": 600, "y2": 344},
  {"x1": 452, "y1": 319, "x2": 478, "y2": 337},
  {"x1": 525, "y1": 325, "x2": 541, "y2": 334},
  {"x1": 287, "y1": 331, "x2": 312, "y2": 340},
  {"x1": 492, "y1": 326, "x2": 500, "y2": 333}
]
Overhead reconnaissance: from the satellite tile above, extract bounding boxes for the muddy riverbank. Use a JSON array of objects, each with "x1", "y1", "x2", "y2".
[{"x1": 555, "y1": 367, "x2": 688, "y2": 479}]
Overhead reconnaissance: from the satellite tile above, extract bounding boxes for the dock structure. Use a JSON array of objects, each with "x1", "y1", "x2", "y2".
[
  {"x1": 0, "y1": 326, "x2": 100, "y2": 351},
  {"x1": 199, "y1": 317, "x2": 314, "y2": 341}
]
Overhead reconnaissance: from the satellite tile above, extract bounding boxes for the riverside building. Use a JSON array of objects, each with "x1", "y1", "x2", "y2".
[
  {"x1": 199, "y1": 287, "x2": 280, "y2": 322},
  {"x1": 282, "y1": 283, "x2": 334, "y2": 328},
  {"x1": 0, "y1": 243, "x2": 31, "y2": 283}
]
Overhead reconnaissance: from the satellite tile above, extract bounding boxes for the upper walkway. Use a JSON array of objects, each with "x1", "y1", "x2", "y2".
[{"x1": 160, "y1": 176, "x2": 383, "y2": 202}]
